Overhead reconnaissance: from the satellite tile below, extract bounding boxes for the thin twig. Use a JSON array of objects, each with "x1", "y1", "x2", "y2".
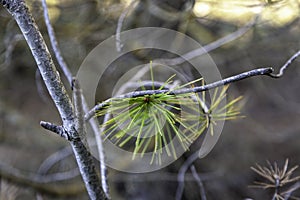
[
  {"x1": 269, "y1": 50, "x2": 300, "y2": 78},
  {"x1": 85, "y1": 67, "x2": 273, "y2": 120},
  {"x1": 40, "y1": 0, "x2": 110, "y2": 197},
  {"x1": 0, "y1": 161, "x2": 85, "y2": 196},
  {"x1": 116, "y1": 0, "x2": 138, "y2": 52},
  {"x1": 116, "y1": 15, "x2": 258, "y2": 94},
  {"x1": 82, "y1": 101, "x2": 110, "y2": 199},
  {"x1": 40, "y1": 121, "x2": 69, "y2": 140},
  {"x1": 176, "y1": 151, "x2": 199, "y2": 200},
  {"x1": 86, "y1": 47, "x2": 300, "y2": 120},
  {"x1": 190, "y1": 165, "x2": 207, "y2": 200},
  {"x1": 157, "y1": 15, "x2": 259, "y2": 66},
  {"x1": 272, "y1": 187, "x2": 279, "y2": 200},
  {"x1": 35, "y1": 147, "x2": 81, "y2": 198},
  {"x1": 283, "y1": 181, "x2": 300, "y2": 200},
  {"x1": 0, "y1": 161, "x2": 79, "y2": 184},
  {"x1": 36, "y1": 146, "x2": 74, "y2": 200},
  {"x1": 37, "y1": 146, "x2": 74, "y2": 175},
  {"x1": 41, "y1": 0, "x2": 72, "y2": 84}
]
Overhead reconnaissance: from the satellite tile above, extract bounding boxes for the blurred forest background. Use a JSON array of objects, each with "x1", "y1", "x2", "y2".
[{"x1": 0, "y1": 0, "x2": 300, "y2": 199}]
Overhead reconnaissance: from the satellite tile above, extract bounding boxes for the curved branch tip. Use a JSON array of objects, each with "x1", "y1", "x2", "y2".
[{"x1": 268, "y1": 50, "x2": 300, "y2": 78}]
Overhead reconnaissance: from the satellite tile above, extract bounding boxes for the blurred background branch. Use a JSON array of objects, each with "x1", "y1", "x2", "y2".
[{"x1": 0, "y1": 0, "x2": 299, "y2": 199}]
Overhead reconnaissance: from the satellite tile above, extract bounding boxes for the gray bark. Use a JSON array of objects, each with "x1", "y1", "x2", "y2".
[{"x1": 1, "y1": 1, "x2": 108, "y2": 199}]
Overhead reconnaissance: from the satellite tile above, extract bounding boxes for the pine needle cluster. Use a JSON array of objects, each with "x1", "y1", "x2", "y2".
[{"x1": 97, "y1": 66, "x2": 242, "y2": 164}]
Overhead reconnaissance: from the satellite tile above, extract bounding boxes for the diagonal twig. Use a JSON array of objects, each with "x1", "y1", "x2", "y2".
[
  {"x1": 86, "y1": 47, "x2": 300, "y2": 121},
  {"x1": 176, "y1": 151, "x2": 199, "y2": 200},
  {"x1": 190, "y1": 165, "x2": 207, "y2": 200},
  {"x1": 116, "y1": 15, "x2": 259, "y2": 95},
  {"x1": 41, "y1": 0, "x2": 72, "y2": 84},
  {"x1": 0, "y1": 161, "x2": 84, "y2": 196},
  {"x1": 40, "y1": 0, "x2": 110, "y2": 197},
  {"x1": 116, "y1": 0, "x2": 138, "y2": 52},
  {"x1": 85, "y1": 67, "x2": 273, "y2": 120},
  {"x1": 157, "y1": 15, "x2": 259, "y2": 66},
  {"x1": 269, "y1": 50, "x2": 300, "y2": 78}
]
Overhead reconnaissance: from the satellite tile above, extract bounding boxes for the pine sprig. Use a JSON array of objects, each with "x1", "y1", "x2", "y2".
[{"x1": 96, "y1": 67, "x2": 243, "y2": 164}]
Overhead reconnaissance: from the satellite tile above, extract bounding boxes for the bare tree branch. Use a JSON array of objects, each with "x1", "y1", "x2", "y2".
[
  {"x1": 86, "y1": 46, "x2": 299, "y2": 121},
  {"x1": 85, "y1": 67, "x2": 273, "y2": 120},
  {"x1": 40, "y1": 121, "x2": 69, "y2": 140},
  {"x1": 116, "y1": 0, "x2": 138, "y2": 52},
  {"x1": 37, "y1": 146, "x2": 74, "y2": 175},
  {"x1": 190, "y1": 165, "x2": 207, "y2": 200},
  {"x1": 82, "y1": 101, "x2": 110, "y2": 199},
  {"x1": 41, "y1": 0, "x2": 72, "y2": 84},
  {"x1": 0, "y1": 1, "x2": 107, "y2": 199},
  {"x1": 156, "y1": 15, "x2": 259, "y2": 66},
  {"x1": 116, "y1": 15, "x2": 258, "y2": 95},
  {"x1": 172, "y1": 48, "x2": 298, "y2": 197},
  {"x1": 2, "y1": 0, "x2": 73, "y2": 125},
  {"x1": 36, "y1": 146, "x2": 78, "y2": 200},
  {"x1": 1, "y1": 1, "x2": 298, "y2": 200},
  {"x1": 176, "y1": 151, "x2": 199, "y2": 200},
  {"x1": 269, "y1": 50, "x2": 300, "y2": 78},
  {"x1": 40, "y1": 1, "x2": 110, "y2": 196},
  {"x1": 0, "y1": 161, "x2": 84, "y2": 196}
]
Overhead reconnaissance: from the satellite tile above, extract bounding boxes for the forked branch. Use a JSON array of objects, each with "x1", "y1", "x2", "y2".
[
  {"x1": 0, "y1": 1, "x2": 108, "y2": 199},
  {"x1": 40, "y1": 0, "x2": 109, "y2": 195}
]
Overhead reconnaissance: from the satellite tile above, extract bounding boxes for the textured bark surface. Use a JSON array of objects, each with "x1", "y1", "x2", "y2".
[{"x1": 0, "y1": 1, "x2": 108, "y2": 199}]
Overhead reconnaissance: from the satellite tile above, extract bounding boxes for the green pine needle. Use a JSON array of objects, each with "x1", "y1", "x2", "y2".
[{"x1": 96, "y1": 64, "x2": 243, "y2": 165}]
